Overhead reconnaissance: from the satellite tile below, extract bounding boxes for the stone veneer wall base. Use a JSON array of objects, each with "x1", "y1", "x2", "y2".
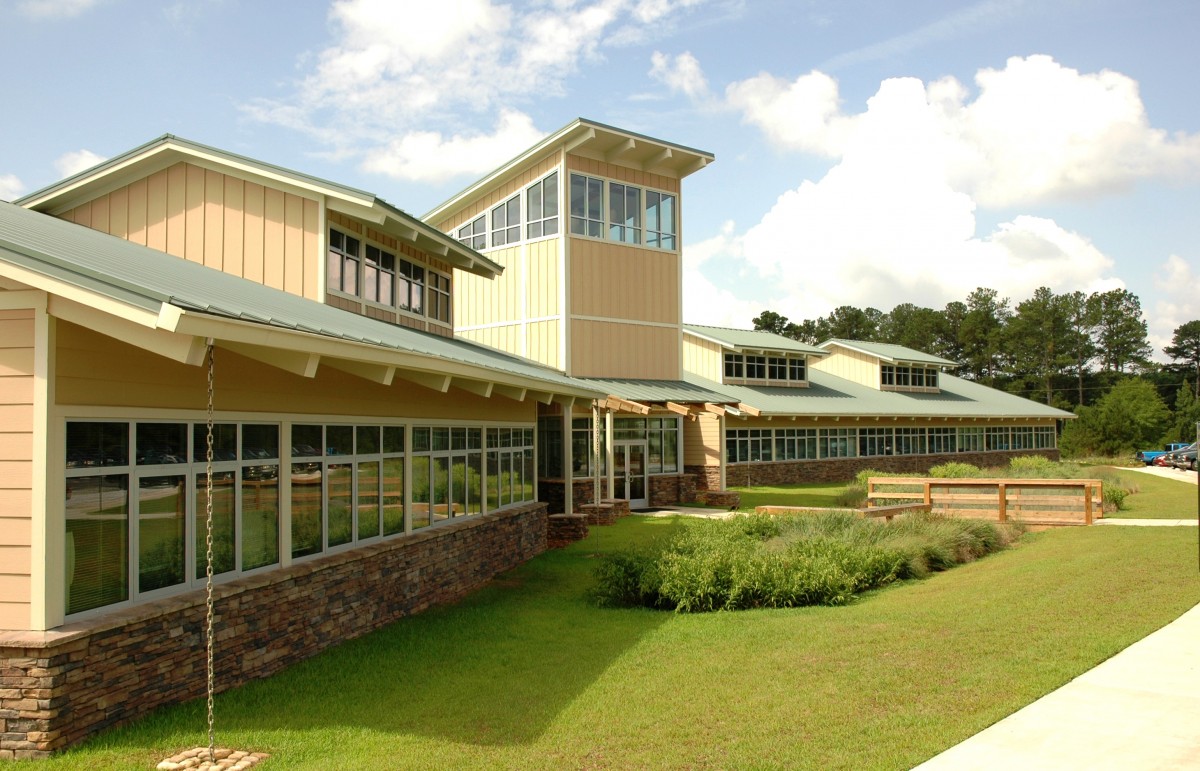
[{"x1": 0, "y1": 503, "x2": 547, "y2": 759}]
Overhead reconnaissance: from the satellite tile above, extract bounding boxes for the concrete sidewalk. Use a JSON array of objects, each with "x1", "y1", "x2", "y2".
[
  {"x1": 916, "y1": 597, "x2": 1200, "y2": 769},
  {"x1": 918, "y1": 470, "x2": 1198, "y2": 768}
]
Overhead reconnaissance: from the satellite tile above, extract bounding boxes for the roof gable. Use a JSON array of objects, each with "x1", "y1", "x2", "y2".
[
  {"x1": 15, "y1": 135, "x2": 503, "y2": 278},
  {"x1": 424, "y1": 117, "x2": 715, "y2": 224},
  {"x1": 684, "y1": 324, "x2": 827, "y2": 357},
  {"x1": 819, "y1": 338, "x2": 959, "y2": 367}
]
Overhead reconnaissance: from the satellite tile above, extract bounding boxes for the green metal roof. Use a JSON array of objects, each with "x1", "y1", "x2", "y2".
[
  {"x1": 684, "y1": 369, "x2": 1074, "y2": 420},
  {"x1": 577, "y1": 377, "x2": 736, "y2": 404},
  {"x1": 0, "y1": 202, "x2": 604, "y2": 396},
  {"x1": 683, "y1": 324, "x2": 827, "y2": 356},
  {"x1": 820, "y1": 339, "x2": 959, "y2": 367}
]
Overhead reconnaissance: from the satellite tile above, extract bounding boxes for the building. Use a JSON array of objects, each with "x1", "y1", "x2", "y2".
[
  {"x1": 681, "y1": 328, "x2": 1069, "y2": 487},
  {"x1": 0, "y1": 120, "x2": 1069, "y2": 757},
  {"x1": 0, "y1": 134, "x2": 610, "y2": 758}
]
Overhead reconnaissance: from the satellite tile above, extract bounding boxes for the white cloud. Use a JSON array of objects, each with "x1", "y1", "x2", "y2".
[
  {"x1": 726, "y1": 55, "x2": 1200, "y2": 206},
  {"x1": 1151, "y1": 254, "x2": 1200, "y2": 361},
  {"x1": 17, "y1": 0, "x2": 100, "y2": 19},
  {"x1": 649, "y1": 51, "x2": 709, "y2": 100},
  {"x1": 247, "y1": 0, "x2": 714, "y2": 182},
  {"x1": 724, "y1": 69, "x2": 854, "y2": 157},
  {"x1": 697, "y1": 71, "x2": 1125, "y2": 323},
  {"x1": 0, "y1": 174, "x2": 25, "y2": 202},
  {"x1": 359, "y1": 110, "x2": 545, "y2": 184},
  {"x1": 54, "y1": 149, "x2": 106, "y2": 179}
]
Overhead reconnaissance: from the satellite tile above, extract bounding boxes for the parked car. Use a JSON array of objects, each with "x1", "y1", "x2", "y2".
[
  {"x1": 1136, "y1": 442, "x2": 1192, "y2": 465},
  {"x1": 1169, "y1": 447, "x2": 1197, "y2": 471}
]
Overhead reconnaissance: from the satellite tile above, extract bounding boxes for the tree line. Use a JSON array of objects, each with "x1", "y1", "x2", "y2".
[{"x1": 752, "y1": 289, "x2": 1200, "y2": 454}]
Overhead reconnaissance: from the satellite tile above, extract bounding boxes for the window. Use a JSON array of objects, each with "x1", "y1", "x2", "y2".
[
  {"x1": 882, "y1": 364, "x2": 940, "y2": 391},
  {"x1": 1034, "y1": 426, "x2": 1056, "y2": 449},
  {"x1": 491, "y1": 195, "x2": 521, "y2": 247},
  {"x1": 928, "y1": 427, "x2": 957, "y2": 454},
  {"x1": 986, "y1": 427, "x2": 1010, "y2": 451},
  {"x1": 726, "y1": 429, "x2": 773, "y2": 463},
  {"x1": 570, "y1": 173, "x2": 604, "y2": 238},
  {"x1": 608, "y1": 182, "x2": 642, "y2": 244},
  {"x1": 774, "y1": 428, "x2": 818, "y2": 460},
  {"x1": 526, "y1": 172, "x2": 559, "y2": 239},
  {"x1": 397, "y1": 261, "x2": 425, "y2": 314},
  {"x1": 726, "y1": 352, "x2": 807, "y2": 386},
  {"x1": 858, "y1": 428, "x2": 893, "y2": 457},
  {"x1": 327, "y1": 230, "x2": 360, "y2": 295},
  {"x1": 66, "y1": 421, "x2": 280, "y2": 618},
  {"x1": 894, "y1": 428, "x2": 926, "y2": 455},
  {"x1": 819, "y1": 428, "x2": 857, "y2": 458},
  {"x1": 456, "y1": 215, "x2": 486, "y2": 250},
  {"x1": 428, "y1": 272, "x2": 451, "y2": 324},
  {"x1": 645, "y1": 190, "x2": 676, "y2": 250},
  {"x1": 363, "y1": 245, "x2": 395, "y2": 305},
  {"x1": 958, "y1": 427, "x2": 985, "y2": 452},
  {"x1": 329, "y1": 228, "x2": 436, "y2": 320},
  {"x1": 486, "y1": 427, "x2": 536, "y2": 512}
]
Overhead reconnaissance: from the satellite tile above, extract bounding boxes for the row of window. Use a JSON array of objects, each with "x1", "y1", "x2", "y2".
[
  {"x1": 327, "y1": 229, "x2": 451, "y2": 323},
  {"x1": 454, "y1": 171, "x2": 679, "y2": 253},
  {"x1": 537, "y1": 416, "x2": 681, "y2": 479},
  {"x1": 723, "y1": 353, "x2": 807, "y2": 386},
  {"x1": 725, "y1": 425, "x2": 1056, "y2": 463},
  {"x1": 881, "y1": 365, "x2": 941, "y2": 390},
  {"x1": 570, "y1": 173, "x2": 677, "y2": 249},
  {"x1": 64, "y1": 420, "x2": 535, "y2": 618}
]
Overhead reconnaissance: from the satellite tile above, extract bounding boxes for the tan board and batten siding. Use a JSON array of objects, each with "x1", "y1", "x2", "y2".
[
  {"x1": 0, "y1": 308, "x2": 34, "y2": 629},
  {"x1": 569, "y1": 320, "x2": 679, "y2": 380},
  {"x1": 811, "y1": 347, "x2": 880, "y2": 389},
  {"x1": 54, "y1": 322, "x2": 532, "y2": 423},
  {"x1": 682, "y1": 334, "x2": 723, "y2": 383},
  {"x1": 683, "y1": 413, "x2": 723, "y2": 468},
  {"x1": 57, "y1": 161, "x2": 321, "y2": 301}
]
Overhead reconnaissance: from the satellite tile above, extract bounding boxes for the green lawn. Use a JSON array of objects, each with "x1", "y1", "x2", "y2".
[
  {"x1": 1091, "y1": 467, "x2": 1199, "y2": 519},
  {"x1": 41, "y1": 510, "x2": 1200, "y2": 770},
  {"x1": 729, "y1": 481, "x2": 849, "y2": 511}
]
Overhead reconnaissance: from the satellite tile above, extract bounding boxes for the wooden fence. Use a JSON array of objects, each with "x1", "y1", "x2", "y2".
[{"x1": 867, "y1": 477, "x2": 1105, "y2": 527}]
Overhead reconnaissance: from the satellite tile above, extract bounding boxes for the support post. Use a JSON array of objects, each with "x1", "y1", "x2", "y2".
[
  {"x1": 997, "y1": 482, "x2": 1007, "y2": 523},
  {"x1": 562, "y1": 404, "x2": 573, "y2": 516}
]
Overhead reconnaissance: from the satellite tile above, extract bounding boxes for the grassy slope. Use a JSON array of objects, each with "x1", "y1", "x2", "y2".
[
  {"x1": 41, "y1": 515, "x2": 1200, "y2": 771},
  {"x1": 1094, "y1": 468, "x2": 1199, "y2": 519}
]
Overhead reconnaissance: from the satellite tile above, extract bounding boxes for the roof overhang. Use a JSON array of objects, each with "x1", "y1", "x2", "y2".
[
  {"x1": 0, "y1": 258, "x2": 601, "y2": 403},
  {"x1": 424, "y1": 117, "x2": 715, "y2": 224},
  {"x1": 682, "y1": 327, "x2": 828, "y2": 358}
]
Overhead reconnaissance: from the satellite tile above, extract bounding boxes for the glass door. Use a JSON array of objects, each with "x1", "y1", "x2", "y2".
[{"x1": 614, "y1": 442, "x2": 648, "y2": 508}]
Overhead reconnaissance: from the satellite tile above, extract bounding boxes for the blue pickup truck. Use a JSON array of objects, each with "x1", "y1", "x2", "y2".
[{"x1": 1135, "y1": 443, "x2": 1192, "y2": 465}]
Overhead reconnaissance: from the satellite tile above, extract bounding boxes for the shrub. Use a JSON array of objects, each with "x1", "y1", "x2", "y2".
[
  {"x1": 1007, "y1": 455, "x2": 1060, "y2": 477},
  {"x1": 833, "y1": 484, "x2": 867, "y2": 508},
  {"x1": 1103, "y1": 486, "x2": 1128, "y2": 511},
  {"x1": 927, "y1": 462, "x2": 981, "y2": 478},
  {"x1": 593, "y1": 512, "x2": 1015, "y2": 613}
]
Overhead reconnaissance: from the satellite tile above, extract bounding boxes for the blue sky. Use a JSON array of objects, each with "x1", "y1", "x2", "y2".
[{"x1": 2, "y1": 0, "x2": 1197, "y2": 360}]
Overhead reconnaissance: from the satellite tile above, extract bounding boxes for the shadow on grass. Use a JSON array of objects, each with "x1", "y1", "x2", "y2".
[{"x1": 104, "y1": 517, "x2": 685, "y2": 751}]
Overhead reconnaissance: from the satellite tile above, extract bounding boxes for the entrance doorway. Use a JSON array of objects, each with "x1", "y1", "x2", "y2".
[{"x1": 613, "y1": 441, "x2": 648, "y2": 508}]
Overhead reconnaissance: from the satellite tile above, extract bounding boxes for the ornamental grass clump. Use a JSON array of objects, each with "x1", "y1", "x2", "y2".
[{"x1": 592, "y1": 512, "x2": 1016, "y2": 612}]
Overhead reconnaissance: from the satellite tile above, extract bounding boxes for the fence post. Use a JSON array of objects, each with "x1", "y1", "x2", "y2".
[
  {"x1": 924, "y1": 481, "x2": 932, "y2": 507},
  {"x1": 867, "y1": 478, "x2": 874, "y2": 509},
  {"x1": 997, "y1": 482, "x2": 1007, "y2": 523},
  {"x1": 1084, "y1": 481, "x2": 1093, "y2": 525}
]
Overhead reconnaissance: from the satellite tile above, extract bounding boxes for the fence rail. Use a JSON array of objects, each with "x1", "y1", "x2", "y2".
[{"x1": 867, "y1": 477, "x2": 1104, "y2": 526}]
